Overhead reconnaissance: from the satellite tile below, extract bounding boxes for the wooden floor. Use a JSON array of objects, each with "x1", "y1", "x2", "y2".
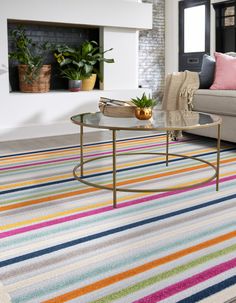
[{"x1": 0, "y1": 130, "x2": 154, "y2": 155}]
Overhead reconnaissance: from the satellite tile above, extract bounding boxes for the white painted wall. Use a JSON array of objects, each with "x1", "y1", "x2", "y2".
[
  {"x1": 1, "y1": 0, "x2": 152, "y2": 30},
  {"x1": 165, "y1": 0, "x2": 228, "y2": 74},
  {"x1": 0, "y1": 0, "x2": 152, "y2": 141},
  {"x1": 1, "y1": 89, "x2": 151, "y2": 141},
  {"x1": 165, "y1": 0, "x2": 179, "y2": 75},
  {"x1": 102, "y1": 28, "x2": 139, "y2": 90}
]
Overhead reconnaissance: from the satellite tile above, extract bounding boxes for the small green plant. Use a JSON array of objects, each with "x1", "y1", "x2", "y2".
[
  {"x1": 9, "y1": 26, "x2": 52, "y2": 83},
  {"x1": 58, "y1": 67, "x2": 85, "y2": 80},
  {"x1": 131, "y1": 93, "x2": 156, "y2": 108},
  {"x1": 54, "y1": 40, "x2": 114, "y2": 80}
]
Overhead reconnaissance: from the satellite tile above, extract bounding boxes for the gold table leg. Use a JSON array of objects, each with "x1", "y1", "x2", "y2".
[
  {"x1": 216, "y1": 124, "x2": 221, "y2": 191},
  {"x1": 166, "y1": 131, "x2": 169, "y2": 166},
  {"x1": 80, "y1": 123, "x2": 84, "y2": 178},
  {"x1": 73, "y1": 122, "x2": 221, "y2": 206},
  {"x1": 112, "y1": 130, "x2": 117, "y2": 208}
]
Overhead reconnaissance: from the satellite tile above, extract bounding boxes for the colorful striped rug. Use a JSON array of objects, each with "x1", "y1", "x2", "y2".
[{"x1": 0, "y1": 133, "x2": 236, "y2": 303}]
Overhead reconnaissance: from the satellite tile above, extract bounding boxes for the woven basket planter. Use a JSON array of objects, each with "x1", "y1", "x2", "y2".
[{"x1": 18, "y1": 64, "x2": 51, "y2": 93}]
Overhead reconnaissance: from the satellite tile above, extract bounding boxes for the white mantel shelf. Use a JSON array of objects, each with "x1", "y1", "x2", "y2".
[
  {"x1": 2, "y1": 0, "x2": 152, "y2": 30},
  {"x1": 9, "y1": 89, "x2": 137, "y2": 96}
]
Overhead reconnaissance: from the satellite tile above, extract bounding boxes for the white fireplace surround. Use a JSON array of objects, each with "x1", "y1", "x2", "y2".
[{"x1": 0, "y1": 0, "x2": 152, "y2": 141}]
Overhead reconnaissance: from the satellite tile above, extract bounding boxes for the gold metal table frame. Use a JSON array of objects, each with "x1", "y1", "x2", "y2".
[{"x1": 71, "y1": 111, "x2": 222, "y2": 208}]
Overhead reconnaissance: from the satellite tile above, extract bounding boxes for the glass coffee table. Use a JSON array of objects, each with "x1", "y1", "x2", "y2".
[{"x1": 71, "y1": 110, "x2": 222, "y2": 208}]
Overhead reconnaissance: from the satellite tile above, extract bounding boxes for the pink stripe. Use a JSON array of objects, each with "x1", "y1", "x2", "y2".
[
  {"x1": 0, "y1": 205, "x2": 114, "y2": 239},
  {"x1": 0, "y1": 138, "x2": 189, "y2": 172},
  {"x1": 118, "y1": 174, "x2": 236, "y2": 207},
  {"x1": 0, "y1": 174, "x2": 235, "y2": 239},
  {"x1": 0, "y1": 156, "x2": 79, "y2": 171},
  {"x1": 133, "y1": 257, "x2": 236, "y2": 303}
]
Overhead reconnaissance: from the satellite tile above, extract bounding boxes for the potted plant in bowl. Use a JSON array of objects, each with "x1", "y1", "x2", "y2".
[
  {"x1": 59, "y1": 68, "x2": 84, "y2": 92},
  {"x1": 54, "y1": 51, "x2": 85, "y2": 92},
  {"x1": 54, "y1": 45, "x2": 85, "y2": 92},
  {"x1": 131, "y1": 93, "x2": 156, "y2": 120},
  {"x1": 9, "y1": 26, "x2": 52, "y2": 93},
  {"x1": 54, "y1": 41, "x2": 114, "y2": 91}
]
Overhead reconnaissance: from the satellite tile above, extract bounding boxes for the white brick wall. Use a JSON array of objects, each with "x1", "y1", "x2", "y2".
[{"x1": 139, "y1": 0, "x2": 165, "y2": 100}]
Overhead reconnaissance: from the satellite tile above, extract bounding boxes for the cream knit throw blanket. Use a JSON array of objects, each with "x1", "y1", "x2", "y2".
[
  {"x1": 161, "y1": 71, "x2": 200, "y2": 139},
  {"x1": 161, "y1": 71, "x2": 199, "y2": 111}
]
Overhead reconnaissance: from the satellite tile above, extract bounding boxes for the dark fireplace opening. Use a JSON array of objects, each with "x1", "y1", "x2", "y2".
[{"x1": 8, "y1": 20, "x2": 100, "y2": 92}]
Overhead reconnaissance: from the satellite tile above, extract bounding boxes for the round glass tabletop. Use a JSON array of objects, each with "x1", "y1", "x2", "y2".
[{"x1": 71, "y1": 110, "x2": 222, "y2": 131}]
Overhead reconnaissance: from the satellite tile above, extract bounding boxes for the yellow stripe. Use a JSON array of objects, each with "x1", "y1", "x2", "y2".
[
  {"x1": 0, "y1": 136, "x2": 164, "y2": 165},
  {"x1": 0, "y1": 173, "x2": 72, "y2": 191},
  {"x1": 0, "y1": 153, "x2": 179, "y2": 190},
  {"x1": 0, "y1": 192, "x2": 143, "y2": 231},
  {"x1": 1, "y1": 168, "x2": 235, "y2": 232},
  {"x1": 0, "y1": 137, "x2": 230, "y2": 167},
  {"x1": 0, "y1": 145, "x2": 229, "y2": 191},
  {"x1": 43, "y1": 230, "x2": 236, "y2": 302}
]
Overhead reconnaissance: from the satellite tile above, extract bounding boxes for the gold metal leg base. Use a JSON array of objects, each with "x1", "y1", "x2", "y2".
[{"x1": 73, "y1": 152, "x2": 218, "y2": 199}]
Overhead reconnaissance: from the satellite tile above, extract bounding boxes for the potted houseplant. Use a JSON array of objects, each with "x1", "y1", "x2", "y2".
[
  {"x1": 54, "y1": 46, "x2": 85, "y2": 92},
  {"x1": 131, "y1": 93, "x2": 156, "y2": 120},
  {"x1": 79, "y1": 40, "x2": 114, "y2": 90},
  {"x1": 59, "y1": 68, "x2": 84, "y2": 92},
  {"x1": 9, "y1": 26, "x2": 52, "y2": 93},
  {"x1": 54, "y1": 41, "x2": 114, "y2": 91},
  {"x1": 54, "y1": 52, "x2": 84, "y2": 92}
]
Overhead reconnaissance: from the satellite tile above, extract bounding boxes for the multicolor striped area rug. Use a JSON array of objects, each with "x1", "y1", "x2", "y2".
[{"x1": 1, "y1": 133, "x2": 236, "y2": 303}]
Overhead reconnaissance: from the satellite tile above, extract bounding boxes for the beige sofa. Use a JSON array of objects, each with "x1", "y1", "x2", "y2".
[{"x1": 188, "y1": 89, "x2": 236, "y2": 143}]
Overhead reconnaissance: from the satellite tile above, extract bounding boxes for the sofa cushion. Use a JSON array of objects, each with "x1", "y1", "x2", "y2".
[
  {"x1": 210, "y1": 52, "x2": 236, "y2": 90},
  {"x1": 199, "y1": 54, "x2": 215, "y2": 89},
  {"x1": 193, "y1": 89, "x2": 236, "y2": 117}
]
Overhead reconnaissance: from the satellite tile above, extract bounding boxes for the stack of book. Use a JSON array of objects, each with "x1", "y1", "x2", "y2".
[{"x1": 99, "y1": 97, "x2": 136, "y2": 117}]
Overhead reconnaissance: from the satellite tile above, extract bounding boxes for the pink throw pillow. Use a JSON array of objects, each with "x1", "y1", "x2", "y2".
[{"x1": 210, "y1": 52, "x2": 236, "y2": 90}]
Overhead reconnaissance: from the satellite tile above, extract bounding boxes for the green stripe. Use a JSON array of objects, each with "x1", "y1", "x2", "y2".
[
  {"x1": 90, "y1": 243, "x2": 236, "y2": 303},
  {"x1": 12, "y1": 225, "x2": 236, "y2": 303},
  {"x1": 0, "y1": 163, "x2": 202, "y2": 204},
  {"x1": 2, "y1": 186, "x2": 236, "y2": 249},
  {"x1": 1, "y1": 137, "x2": 227, "y2": 179},
  {"x1": 3, "y1": 152, "x2": 235, "y2": 204}
]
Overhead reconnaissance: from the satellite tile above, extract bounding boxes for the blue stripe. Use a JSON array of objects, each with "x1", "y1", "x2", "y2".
[
  {"x1": 82, "y1": 147, "x2": 236, "y2": 179},
  {"x1": 0, "y1": 134, "x2": 163, "y2": 159},
  {"x1": 0, "y1": 178, "x2": 74, "y2": 195},
  {"x1": 1, "y1": 146, "x2": 234, "y2": 196},
  {"x1": 1, "y1": 192, "x2": 236, "y2": 268},
  {"x1": 177, "y1": 275, "x2": 236, "y2": 303}
]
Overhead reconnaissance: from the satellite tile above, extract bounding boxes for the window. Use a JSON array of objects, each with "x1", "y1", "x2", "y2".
[
  {"x1": 184, "y1": 5, "x2": 206, "y2": 53},
  {"x1": 179, "y1": 0, "x2": 210, "y2": 72},
  {"x1": 213, "y1": 1, "x2": 236, "y2": 52},
  {"x1": 224, "y1": 6, "x2": 235, "y2": 26}
]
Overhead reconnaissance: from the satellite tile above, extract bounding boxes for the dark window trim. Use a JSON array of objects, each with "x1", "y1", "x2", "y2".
[
  {"x1": 213, "y1": 1, "x2": 236, "y2": 28},
  {"x1": 213, "y1": 0, "x2": 236, "y2": 52}
]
